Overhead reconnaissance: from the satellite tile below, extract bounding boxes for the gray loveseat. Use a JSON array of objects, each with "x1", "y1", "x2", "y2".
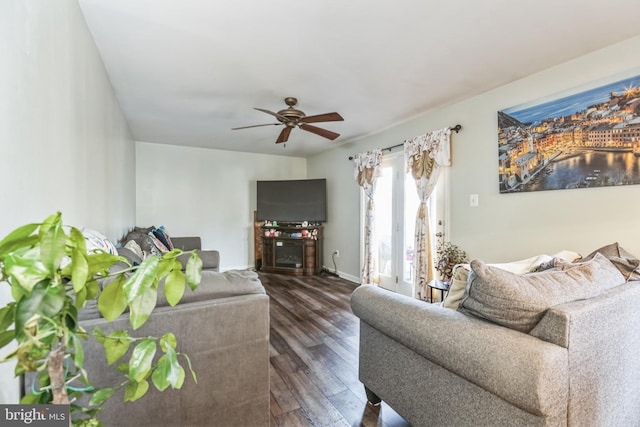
[
  {"x1": 351, "y1": 249, "x2": 640, "y2": 426},
  {"x1": 50, "y1": 269, "x2": 269, "y2": 426}
]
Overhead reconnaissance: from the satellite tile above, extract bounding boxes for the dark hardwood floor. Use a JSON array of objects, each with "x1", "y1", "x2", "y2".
[{"x1": 260, "y1": 272, "x2": 411, "y2": 427}]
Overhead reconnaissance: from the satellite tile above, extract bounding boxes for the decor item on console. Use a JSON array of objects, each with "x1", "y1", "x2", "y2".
[
  {"x1": 0, "y1": 212, "x2": 203, "y2": 425},
  {"x1": 351, "y1": 243, "x2": 640, "y2": 426}
]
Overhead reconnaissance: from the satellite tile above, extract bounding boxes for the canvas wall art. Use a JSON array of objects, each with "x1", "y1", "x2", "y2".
[{"x1": 498, "y1": 71, "x2": 640, "y2": 193}]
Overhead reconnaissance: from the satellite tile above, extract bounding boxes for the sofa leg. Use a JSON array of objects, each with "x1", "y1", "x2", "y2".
[{"x1": 365, "y1": 386, "x2": 382, "y2": 406}]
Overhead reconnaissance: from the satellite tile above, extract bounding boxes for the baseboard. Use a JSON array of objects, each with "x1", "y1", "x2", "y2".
[{"x1": 320, "y1": 266, "x2": 360, "y2": 284}]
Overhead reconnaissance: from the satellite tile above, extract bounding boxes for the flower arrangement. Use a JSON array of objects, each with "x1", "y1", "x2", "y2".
[{"x1": 435, "y1": 240, "x2": 468, "y2": 282}]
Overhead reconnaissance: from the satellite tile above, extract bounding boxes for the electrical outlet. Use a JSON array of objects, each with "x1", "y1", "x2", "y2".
[{"x1": 334, "y1": 250, "x2": 340, "y2": 257}]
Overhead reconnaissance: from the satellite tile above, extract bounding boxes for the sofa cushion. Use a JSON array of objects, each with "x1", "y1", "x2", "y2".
[
  {"x1": 156, "y1": 269, "x2": 264, "y2": 308},
  {"x1": 442, "y1": 250, "x2": 581, "y2": 310},
  {"x1": 458, "y1": 252, "x2": 625, "y2": 332}
]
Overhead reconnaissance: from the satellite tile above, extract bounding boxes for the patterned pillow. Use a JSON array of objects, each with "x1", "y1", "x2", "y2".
[
  {"x1": 458, "y1": 252, "x2": 625, "y2": 333},
  {"x1": 152, "y1": 226, "x2": 174, "y2": 251},
  {"x1": 82, "y1": 228, "x2": 118, "y2": 255}
]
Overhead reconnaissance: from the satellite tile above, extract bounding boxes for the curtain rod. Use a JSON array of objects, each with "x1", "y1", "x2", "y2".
[{"x1": 348, "y1": 124, "x2": 462, "y2": 160}]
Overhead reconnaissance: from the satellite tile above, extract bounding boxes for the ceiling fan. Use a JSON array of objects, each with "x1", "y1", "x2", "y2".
[{"x1": 232, "y1": 97, "x2": 344, "y2": 144}]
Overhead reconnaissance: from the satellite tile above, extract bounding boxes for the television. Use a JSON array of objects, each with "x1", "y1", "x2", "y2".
[{"x1": 256, "y1": 179, "x2": 327, "y2": 223}]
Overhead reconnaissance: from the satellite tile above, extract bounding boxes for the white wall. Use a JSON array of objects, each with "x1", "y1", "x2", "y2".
[
  {"x1": 135, "y1": 142, "x2": 306, "y2": 270},
  {"x1": 0, "y1": 1, "x2": 136, "y2": 403},
  {"x1": 309, "y1": 35, "x2": 640, "y2": 279}
]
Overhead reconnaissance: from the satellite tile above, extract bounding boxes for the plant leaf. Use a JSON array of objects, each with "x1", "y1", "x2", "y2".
[
  {"x1": 0, "y1": 303, "x2": 16, "y2": 332},
  {"x1": 69, "y1": 226, "x2": 87, "y2": 253},
  {"x1": 40, "y1": 222, "x2": 67, "y2": 275},
  {"x1": 89, "y1": 387, "x2": 115, "y2": 407},
  {"x1": 0, "y1": 222, "x2": 40, "y2": 261},
  {"x1": 85, "y1": 279, "x2": 99, "y2": 300},
  {"x1": 4, "y1": 252, "x2": 50, "y2": 292},
  {"x1": 181, "y1": 353, "x2": 197, "y2": 384},
  {"x1": 159, "y1": 333, "x2": 177, "y2": 351},
  {"x1": 124, "y1": 379, "x2": 149, "y2": 402},
  {"x1": 75, "y1": 287, "x2": 87, "y2": 310},
  {"x1": 129, "y1": 338, "x2": 156, "y2": 382},
  {"x1": 72, "y1": 333, "x2": 85, "y2": 371},
  {"x1": 152, "y1": 343, "x2": 185, "y2": 391},
  {"x1": 101, "y1": 330, "x2": 133, "y2": 365},
  {"x1": 163, "y1": 269, "x2": 185, "y2": 307},
  {"x1": 123, "y1": 256, "x2": 159, "y2": 304},
  {"x1": 92, "y1": 327, "x2": 106, "y2": 344},
  {"x1": 185, "y1": 253, "x2": 202, "y2": 291},
  {"x1": 86, "y1": 252, "x2": 119, "y2": 277},
  {"x1": 128, "y1": 288, "x2": 157, "y2": 330},
  {"x1": 15, "y1": 280, "x2": 65, "y2": 339},
  {"x1": 71, "y1": 249, "x2": 89, "y2": 293},
  {"x1": 98, "y1": 275, "x2": 127, "y2": 321},
  {"x1": 0, "y1": 329, "x2": 15, "y2": 349}
]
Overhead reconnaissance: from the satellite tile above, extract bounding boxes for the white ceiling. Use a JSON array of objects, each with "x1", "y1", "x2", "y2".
[{"x1": 78, "y1": 0, "x2": 640, "y2": 158}]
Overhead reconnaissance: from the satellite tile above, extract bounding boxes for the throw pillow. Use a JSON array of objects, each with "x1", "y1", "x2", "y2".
[
  {"x1": 152, "y1": 226, "x2": 174, "y2": 251},
  {"x1": 441, "y1": 264, "x2": 470, "y2": 309},
  {"x1": 148, "y1": 233, "x2": 169, "y2": 253},
  {"x1": 124, "y1": 240, "x2": 144, "y2": 259},
  {"x1": 581, "y1": 242, "x2": 640, "y2": 281},
  {"x1": 82, "y1": 228, "x2": 118, "y2": 255},
  {"x1": 457, "y1": 252, "x2": 625, "y2": 333},
  {"x1": 441, "y1": 250, "x2": 581, "y2": 310},
  {"x1": 119, "y1": 226, "x2": 156, "y2": 255}
]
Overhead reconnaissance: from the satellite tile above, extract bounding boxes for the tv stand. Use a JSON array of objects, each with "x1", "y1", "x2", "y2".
[{"x1": 259, "y1": 224, "x2": 322, "y2": 276}]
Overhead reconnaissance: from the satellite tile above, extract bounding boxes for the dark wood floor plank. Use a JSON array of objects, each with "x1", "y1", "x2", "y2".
[{"x1": 261, "y1": 272, "x2": 411, "y2": 427}]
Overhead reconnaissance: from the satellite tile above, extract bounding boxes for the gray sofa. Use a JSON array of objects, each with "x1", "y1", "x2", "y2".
[
  {"x1": 351, "y1": 252, "x2": 640, "y2": 426},
  {"x1": 46, "y1": 269, "x2": 269, "y2": 426}
]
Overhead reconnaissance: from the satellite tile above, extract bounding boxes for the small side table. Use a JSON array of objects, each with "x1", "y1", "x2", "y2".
[{"x1": 427, "y1": 279, "x2": 450, "y2": 303}]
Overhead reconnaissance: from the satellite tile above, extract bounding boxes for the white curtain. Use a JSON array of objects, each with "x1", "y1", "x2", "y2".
[
  {"x1": 353, "y1": 149, "x2": 382, "y2": 285},
  {"x1": 404, "y1": 128, "x2": 451, "y2": 299}
]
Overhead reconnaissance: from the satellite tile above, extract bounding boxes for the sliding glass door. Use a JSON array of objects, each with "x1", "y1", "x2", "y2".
[{"x1": 369, "y1": 152, "x2": 446, "y2": 297}]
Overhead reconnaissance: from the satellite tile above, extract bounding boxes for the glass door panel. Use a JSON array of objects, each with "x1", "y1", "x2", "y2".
[{"x1": 373, "y1": 164, "x2": 395, "y2": 291}]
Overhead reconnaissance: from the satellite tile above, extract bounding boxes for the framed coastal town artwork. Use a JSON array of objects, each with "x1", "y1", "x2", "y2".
[{"x1": 498, "y1": 70, "x2": 640, "y2": 193}]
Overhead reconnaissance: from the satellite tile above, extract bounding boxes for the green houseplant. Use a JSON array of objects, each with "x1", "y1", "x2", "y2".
[{"x1": 0, "y1": 212, "x2": 202, "y2": 426}]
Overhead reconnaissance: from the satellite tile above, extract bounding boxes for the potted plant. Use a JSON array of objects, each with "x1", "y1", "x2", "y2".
[
  {"x1": 0, "y1": 212, "x2": 202, "y2": 426},
  {"x1": 435, "y1": 239, "x2": 468, "y2": 282}
]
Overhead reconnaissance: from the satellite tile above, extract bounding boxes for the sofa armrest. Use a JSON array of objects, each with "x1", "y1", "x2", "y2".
[
  {"x1": 171, "y1": 236, "x2": 202, "y2": 251},
  {"x1": 172, "y1": 237, "x2": 219, "y2": 271},
  {"x1": 177, "y1": 250, "x2": 220, "y2": 272},
  {"x1": 530, "y1": 282, "x2": 640, "y2": 426},
  {"x1": 350, "y1": 285, "x2": 568, "y2": 417}
]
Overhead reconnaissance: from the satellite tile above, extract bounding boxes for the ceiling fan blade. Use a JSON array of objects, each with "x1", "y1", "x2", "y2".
[
  {"x1": 299, "y1": 112, "x2": 344, "y2": 123},
  {"x1": 231, "y1": 123, "x2": 281, "y2": 130},
  {"x1": 255, "y1": 108, "x2": 287, "y2": 122},
  {"x1": 299, "y1": 123, "x2": 340, "y2": 140},
  {"x1": 276, "y1": 127, "x2": 292, "y2": 144}
]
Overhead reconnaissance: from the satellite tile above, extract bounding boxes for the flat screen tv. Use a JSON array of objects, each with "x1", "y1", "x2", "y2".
[{"x1": 257, "y1": 179, "x2": 327, "y2": 223}]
